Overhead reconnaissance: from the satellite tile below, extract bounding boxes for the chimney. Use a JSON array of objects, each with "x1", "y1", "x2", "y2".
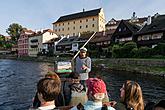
[
  {"x1": 131, "y1": 12, "x2": 137, "y2": 22},
  {"x1": 154, "y1": 13, "x2": 159, "y2": 18},
  {"x1": 83, "y1": 8, "x2": 85, "y2": 12},
  {"x1": 147, "y1": 16, "x2": 152, "y2": 25}
]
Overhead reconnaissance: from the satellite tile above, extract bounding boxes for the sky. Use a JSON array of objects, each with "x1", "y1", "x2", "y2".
[{"x1": 1, "y1": 0, "x2": 165, "y2": 36}]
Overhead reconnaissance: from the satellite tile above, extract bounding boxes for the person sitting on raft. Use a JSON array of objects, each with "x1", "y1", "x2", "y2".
[{"x1": 71, "y1": 78, "x2": 115, "y2": 110}]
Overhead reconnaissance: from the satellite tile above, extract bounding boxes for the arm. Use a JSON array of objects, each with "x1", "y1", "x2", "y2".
[{"x1": 84, "y1": 57, "x2": 91, "y2": 73}]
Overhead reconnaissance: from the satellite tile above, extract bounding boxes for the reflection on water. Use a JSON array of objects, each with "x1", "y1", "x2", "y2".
[
  {"x1": 92, "y1": 68, "x2": 165, "y2": 103},
  {"x1": 0, "y1": 59, "x2": 164, "y2": 110}
]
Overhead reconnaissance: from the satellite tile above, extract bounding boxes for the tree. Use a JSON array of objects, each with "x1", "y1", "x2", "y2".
[
  {"x1": 6, "y1": 23, "x2": 23, "y2": 43},
  {"x1": 0, "y1": 35, "x2": 5, "y2": 48}
]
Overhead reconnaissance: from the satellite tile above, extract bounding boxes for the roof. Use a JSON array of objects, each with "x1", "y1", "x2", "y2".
[
  {"x1": 29, "y1": 29, "x2": 55, "y2": 37},
  {"x1": 53, "y1": 8, "x2": 101, "y2": 23},
  {"x1": 123, "y1": 20, "x2": 141, "y2": 33},
  {"x1": 57, "y1": 36, "x2": 79, "y2": 45},
  {"x1": 43, "y1": 37, "x2": 60, "y2": 44},
  {"x1": 106, "y1": 17, "x2": 147, "y2": 27},
  {"x1": 91, "y1": 30, "x2": 115, "y2": 43},
  {"x1": 136, "y1": 14, "x2": 165, "y2": 35}
]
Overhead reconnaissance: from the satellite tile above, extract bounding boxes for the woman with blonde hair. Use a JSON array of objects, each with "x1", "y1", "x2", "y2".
[{"x1": 114, "y1": 80, "x2": 144, "y2": 110}]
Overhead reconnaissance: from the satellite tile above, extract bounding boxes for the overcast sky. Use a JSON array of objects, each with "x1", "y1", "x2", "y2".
[{"x1": 1, "y1": 0, "x2": 165, "y2": 35}]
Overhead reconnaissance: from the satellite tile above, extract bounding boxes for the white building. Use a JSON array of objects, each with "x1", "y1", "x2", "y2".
[{"x1": 28, "y1": 29, "x2": 58, "y2": 57}]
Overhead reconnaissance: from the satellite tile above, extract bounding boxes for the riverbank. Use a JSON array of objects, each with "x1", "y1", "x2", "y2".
[
  {"x1": 1, "y1": 55, "x2": 165, "y2": 77},
  {"x1": 93, "y1": 58, "x2": 165, "y2": 77}
]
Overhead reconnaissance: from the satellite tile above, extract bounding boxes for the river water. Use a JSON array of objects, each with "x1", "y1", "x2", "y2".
[{"x1": 0, "y1": 59, "x2": 164, "y2": 110}]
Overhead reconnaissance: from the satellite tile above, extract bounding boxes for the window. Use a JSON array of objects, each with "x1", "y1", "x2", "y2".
[
  {"x1": 93, "y1": 18, "x2": 95, "y2": 21},
  {"x1": 92, "y1": 24, "x2": 94, "y2": 27},
  {"x1": 86, "y1": 19, "x2": 88, "y2": 22},
  {"x1": 80, "y1": 26, "x2": 82, "y2": 29},
  {"x1": 86, "y1": 25, "x2": 88, "y2": 28},
  {"x1": 73, "y1": 27, "x2": 75, "y2": 30},
  {"x1": 68, "y1": 22, "x2": 70, "y2": 25},
  {"x1": 55, "y1": 29, "x2": 57, "y2": 32},
  {"x1": 73, "y1": 21, "x2": 75, "y2": 24},
  {"x1": 80, "y1": 20, "x2": 82, "y2": 23},
  {"x1": 73, "y1": 33, "x2": 75, "y2": 36},
  {"x1": 59, "y1": 29, "x2": 60, "y2": 32},
  {"x1": 59, "y1": 24, "x2": 60, "y2": 26},
  {"x1": 62, "y1": 28, "x2": 64, "y2": 31},
  {"x1": 68, "y1": 27, "x2": 69, "y2": 30},
  {"x1": 118, "y1": 28, "x2": 121, "y2": 32}
]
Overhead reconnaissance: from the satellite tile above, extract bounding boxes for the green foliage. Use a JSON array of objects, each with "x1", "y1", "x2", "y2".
[
  {"x1": 134, "y1": 46, "x2": 152, "y2": 58},
  {"x1": 112, "y1": 44, "x2": 122, "y2": 58},
  {"x1": 4, "y1": 43, "x2": 12, "y2": 49},
  {"x1": 122, "y1": 42, "x2": 137, "y2": 58},
  {"x1": 112, "y1": 42, "x2": 137, "y2": 58},
  {"x1": 152, "y1": 43, "x2": 165, "y2": 56},
  {"x1": 0, "y1": 35, "x2": 5, "y2": 47},
  {"x1": 90, "y1": 50, "x2": 100, "y2": 58},
  {"x1": 6, "y1": 23, "x2": 23, "y2": 43}
]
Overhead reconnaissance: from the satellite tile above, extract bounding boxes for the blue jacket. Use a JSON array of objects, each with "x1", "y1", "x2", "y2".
[{"x1": 71, "y1": 101, "x2": 116, "y2": 110}]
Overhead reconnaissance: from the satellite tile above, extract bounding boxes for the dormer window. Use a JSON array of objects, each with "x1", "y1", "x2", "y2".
[{"x1": 119, "y1": 28, "x2": 122, "y2": 32}]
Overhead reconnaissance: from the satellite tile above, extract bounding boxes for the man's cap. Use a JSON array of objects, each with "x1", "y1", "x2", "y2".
[
  {"x1": 86, "y1": 78, "x2": 106, "y2": 96},
  {"x1": 80, "y1": 47, "x2": 87, "y2": 52}
]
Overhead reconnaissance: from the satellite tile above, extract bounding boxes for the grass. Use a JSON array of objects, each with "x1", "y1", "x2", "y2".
[{"x1": 93, "y1": 58, "x2": 165, "y2": 76}]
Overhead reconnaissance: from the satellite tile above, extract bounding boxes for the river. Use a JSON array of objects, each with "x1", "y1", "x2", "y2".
[{"x1": 0, "y1": 59, "x2": 164, "y2": 110}]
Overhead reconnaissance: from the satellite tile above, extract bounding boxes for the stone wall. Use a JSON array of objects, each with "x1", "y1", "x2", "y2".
[{"x1": 105, "y1": 58, "x2": 165, "y2": 67}]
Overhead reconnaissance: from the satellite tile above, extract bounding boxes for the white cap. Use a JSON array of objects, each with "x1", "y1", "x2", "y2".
[{"x1": 80, "y1": 47, "x2": 87, "y2": 52}]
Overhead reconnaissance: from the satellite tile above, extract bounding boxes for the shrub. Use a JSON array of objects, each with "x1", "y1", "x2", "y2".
[
  {"x1": 120, "y1": 42, "x2": 137, "y2": 58},
  {"x1": 112, "y1": 45, "x2": 122, "y2": 58},
  {"x1": 152, "y1": 43, "x2": 165, "y2": 56},
  {"x1": 135, "y1": 46, "x2": 152, "y2": 58}
]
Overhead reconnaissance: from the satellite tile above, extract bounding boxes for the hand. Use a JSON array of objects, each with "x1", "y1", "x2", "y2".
[{"x1": 81, "y1": 65, "x2": 88, "y2": 70}]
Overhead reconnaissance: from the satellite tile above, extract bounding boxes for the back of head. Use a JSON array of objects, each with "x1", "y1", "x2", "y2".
[
  {"x1": 37, "y1": 78, "x2": 61, "y2": 102},
  {"x1": 124, "y1": 80, "x2": 144, "y2": 110},
  {"x1": 86, "y1": 78, "x2": 107, "y2": 101},
  {"x1": 45, "y1": 72, "x2": 61, "y2": 87}
]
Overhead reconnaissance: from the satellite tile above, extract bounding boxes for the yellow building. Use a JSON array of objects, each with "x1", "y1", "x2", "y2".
[{"x1": 53, "y1": 8, "x2": 105, "y2": 37}]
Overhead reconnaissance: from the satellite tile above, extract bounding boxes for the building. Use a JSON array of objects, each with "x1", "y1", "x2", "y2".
[
  {"x1": 135, "y1": 14, "x2": 165, "y2": 48},
  {"x1": 89, "y1": 30, "x2": 115, "y2": 57},
  {"x1": 111, "y1": 20, "x2": 141, "y2": 43},
  {"x1": 18, "y1": 29, "x2": 34, "y2": 56},
  {"x1": 53, "y1": 8, "x2": 105, "y2": 37},
  {"x1": 56, "y1": 36, "x2": 79, "y2": 53},
  {"x1": 106, "y1": 12, "x2": 147, "y2": 30},
  {"x1": 43, "y1": 37, "x2": 60, "y2": 55},
  {"x1": 28, "y1": 29, "x2": 58, "y2": 57}
]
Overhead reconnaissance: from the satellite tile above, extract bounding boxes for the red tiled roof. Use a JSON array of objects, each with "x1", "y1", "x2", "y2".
[{"x1": 28, "y1": 29, "x2": 55, "y2": 37}]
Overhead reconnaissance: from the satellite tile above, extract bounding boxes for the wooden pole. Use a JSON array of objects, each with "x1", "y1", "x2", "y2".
[{"x1": 71, "y1": 32, "x2": 96, "y2": 71}]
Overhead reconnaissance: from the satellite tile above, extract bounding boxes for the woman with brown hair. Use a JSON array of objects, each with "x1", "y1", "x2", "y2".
[{"x1": 114, "y1": 80, "x2": 144, "y2": 110}]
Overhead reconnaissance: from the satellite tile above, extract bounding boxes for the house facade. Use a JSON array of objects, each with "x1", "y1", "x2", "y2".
[
  {"x1": 18, "y1": 29, "x2": 34, "y2": 56},
  {"x1": 53, "y1": 8, "x2": 105, "y2": 37},
  {"x1": 111, "y1": 20, "x2": 141, "y2": 43},
  {"x1": 106, "y1": 12, "x2": 147, "y2": 30},
  {"x1": 135, "y1": 14, "x2": 165, "y2": 48},
  {"x1": 28, "y1": 29, "x2": 58, "y2": 57},
  {"x1": 56, "y1": 36, "x2": 79, "y2": 53}
]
